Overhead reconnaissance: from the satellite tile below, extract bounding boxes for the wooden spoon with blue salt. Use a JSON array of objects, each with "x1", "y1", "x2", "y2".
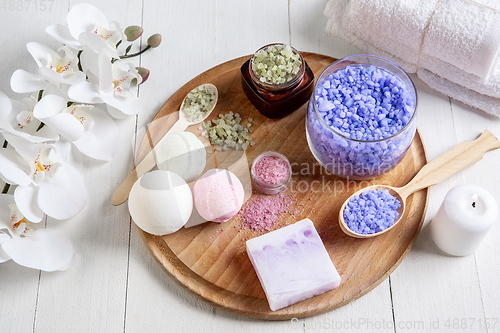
[{"x1": 339, "y1": 130, "x2": 500, "y2": 238}]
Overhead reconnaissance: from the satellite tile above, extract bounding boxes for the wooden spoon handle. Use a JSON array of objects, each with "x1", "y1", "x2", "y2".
[
  {"x1": 399, "y1": 130, "x2": 500, "y2": 198},
  {"x1": 111, "y1": 117, "x2": 192, "y2": 206},
  {"x1": 168, "y1": 117, "x2": 190, "y2": 133},
  {"x1": 111, "y1": 150, "x2": 156, "y2": 206}
]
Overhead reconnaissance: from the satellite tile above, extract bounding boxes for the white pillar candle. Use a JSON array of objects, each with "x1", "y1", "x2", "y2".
[{"x1": 430, "y1": 184, "x2": 498, "y2": 256}]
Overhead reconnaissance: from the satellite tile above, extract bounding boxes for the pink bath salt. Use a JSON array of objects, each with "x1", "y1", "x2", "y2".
[
  {"x1": 254, "y1": 156, "x2": 289, "y2": 184},
  {"x1": 241, "y1": 193, "x2": 292, "y2": 231}
]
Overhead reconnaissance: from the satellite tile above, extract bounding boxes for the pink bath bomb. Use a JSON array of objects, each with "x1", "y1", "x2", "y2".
[{"x1": 193, "y1": 169, "x2": 245, "y2": 223}]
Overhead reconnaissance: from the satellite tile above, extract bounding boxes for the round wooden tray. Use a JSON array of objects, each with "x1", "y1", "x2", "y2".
[{"x1": 134, "y1": 53, "x2": 429, "y2": 320}]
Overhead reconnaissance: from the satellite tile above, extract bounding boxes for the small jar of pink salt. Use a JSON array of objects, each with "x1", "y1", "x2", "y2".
[{"x1": 251, "y1": 151, "x2": 292, "y2": 195}]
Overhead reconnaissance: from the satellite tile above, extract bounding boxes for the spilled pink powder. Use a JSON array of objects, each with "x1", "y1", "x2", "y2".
[
  {"x1": 254, "y1": 156, "x2": 289, "y2": 184},
  {"x1": 240, "y1": 193, "x2": 292, "y2": 231}
]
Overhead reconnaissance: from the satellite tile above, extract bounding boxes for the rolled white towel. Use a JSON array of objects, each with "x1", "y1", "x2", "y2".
[
  {"x1": 324, "y1": 0, "x2": 500, "y2": 117},
  {"x1": 324, "y1": 0, "x2": 439, "y2": 73},
  {"x1": 418, "y1": 68, "x2": 500, "y2": 116},
  {"x1": 421, "y1": 0, "x2": 500, "y2": 80}
]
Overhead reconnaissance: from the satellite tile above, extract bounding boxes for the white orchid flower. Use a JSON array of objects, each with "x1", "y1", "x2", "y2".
[
  {"x1": 10, "y1": 43, "x2": 84, "y2": 95},
  {"x1": 45, "y1": 3, "x2": 123, "y2": 58},
  {"x1": 0, "y1": 195, "x2": 75, "y2": 271},
  {"x1": 28, "y1": 42, "x2": 85, "y2": 85},
  {"x1": 9, "y1": 70, "x2": 48, "y2": 94},
  {"x1": 0, "y1": 91, "x2": 59, "y2": 143},
  {"x1": 68, "y1": 52, "x2": 141, "y2": 118},
  {"x1": 9, "y1": 70, "x2": 73, "y2": 100},
  {"x1": 33, "y1": 95, "x2": 119, "y2": 161},
  {"x1": 0, "y1": 134, "x2": 87, "y2": 222}
]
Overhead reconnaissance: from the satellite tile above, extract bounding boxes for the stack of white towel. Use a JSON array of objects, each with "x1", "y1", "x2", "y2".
[{"x1": 324, "y1": 0, "x2": 500, "y2": 117}]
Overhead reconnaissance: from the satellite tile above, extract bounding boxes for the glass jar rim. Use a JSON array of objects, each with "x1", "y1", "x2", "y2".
[
  {"x1": 251, "y1": 151, "x2": 292, "y2": 188},
  {"x1": 250, "y1": 43, "x2": 305, "y2": 91},
  {"x1": 312, "y1": 54, "x2": 418, "y2": 143}
]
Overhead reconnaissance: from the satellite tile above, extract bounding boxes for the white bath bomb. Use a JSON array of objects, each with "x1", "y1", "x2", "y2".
[
  {"x1": 155, "y1": 131, "x2": 206, "y2": 183},
  {"x1": 128, "y1": 170, "x2": 192, "y2": 235},
  {"x1": 193, "y1": 169, "x2": 245, "y2": 223}
]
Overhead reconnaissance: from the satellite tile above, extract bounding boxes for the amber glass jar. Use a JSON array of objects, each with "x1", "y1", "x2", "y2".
[{"x1": 241, "y1": 43, "x2": 314, "y2": 119}]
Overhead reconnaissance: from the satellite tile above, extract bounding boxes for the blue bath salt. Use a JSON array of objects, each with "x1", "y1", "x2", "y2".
[
  {"x1": 343, "y1": 189, "x2": 401, "y2": 235},
  {"x1": 306, "y1": 64, "x2": 416, "y2": 178},
  {"x1": 316, "y1": 65, "x2": 413, "y2": 140}
]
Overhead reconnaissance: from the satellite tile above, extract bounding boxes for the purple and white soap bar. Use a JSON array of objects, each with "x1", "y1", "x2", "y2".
[{"x1": 246, "y1": 218, "x2": 341, "y2": 311}]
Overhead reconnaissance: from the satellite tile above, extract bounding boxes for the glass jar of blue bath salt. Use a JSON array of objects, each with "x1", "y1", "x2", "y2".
[{"x1": 306, "y1": 54, "x2": 417, "y2": 180}]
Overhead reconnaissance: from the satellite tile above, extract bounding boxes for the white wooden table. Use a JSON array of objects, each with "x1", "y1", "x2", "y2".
[{"x1": 1, "y1": 1, "x2": 499, "y2": 332}]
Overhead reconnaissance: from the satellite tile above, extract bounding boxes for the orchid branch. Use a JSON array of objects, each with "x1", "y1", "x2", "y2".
[
  {"x1": 36, "y1": 89, "x2": 45, "y2": 132},
  {"x1": 77, "y1": 50, "x2": 83, "y2": 72},
  {"x1": 2, "y1": 141, "x2": 10, "y2": 194},
  {"x1": 119, "y1": 45, "x2": 151, "y2": 59},
  {"x1": 119, "y1": 33, "x2": 161, "y2": 60}
]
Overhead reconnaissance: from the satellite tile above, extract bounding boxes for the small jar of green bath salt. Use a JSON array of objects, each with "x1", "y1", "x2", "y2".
[
  {"x1": 241, "y1": 43, "x2": 314, "y2": 119},
  {"x1": 250, "y1": 44, "x2": 304, "y2": 90}
]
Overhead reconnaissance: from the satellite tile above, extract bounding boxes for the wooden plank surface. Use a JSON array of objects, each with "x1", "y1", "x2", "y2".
[{"x1": 0, "y1": 0, "x2": 499, "y2": 332}]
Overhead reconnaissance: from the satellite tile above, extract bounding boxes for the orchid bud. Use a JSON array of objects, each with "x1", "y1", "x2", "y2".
[
  {"x1": 147, "y1": 34, "x2": 162, "y2": 48},
  {"x1": 136, "y1": 67, "x2": 150, "y2": 84},
  {"x1": 124, "y1": 25, "x2": 143, "y2": 41}
]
